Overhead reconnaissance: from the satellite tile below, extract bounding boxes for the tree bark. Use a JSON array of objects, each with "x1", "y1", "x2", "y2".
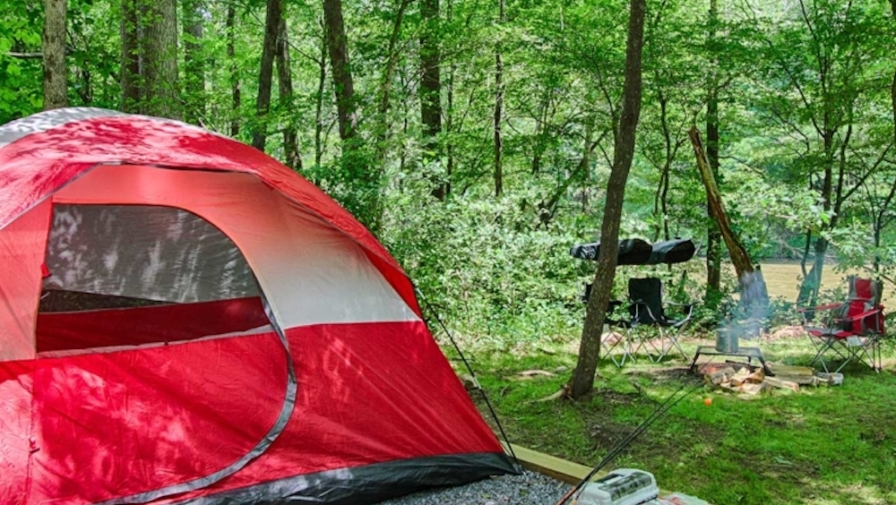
[
  {"x1": 183, "y1": 0, "x2": 205, "y2": 124},
  {"x1": 314, "y1": 16, "x2": 327, "y2": 168},
  {"x1": 141, "y1": 0, "x2": 180, "y2": 119},
  {"x1": 324, "y1": 0, "x2": 378, "y2": 231},
  {"x1": 42, "y1": 0, "x2": 68, "y2": 110},
  {"x1": 324, "y1": 0, "x2": 357, "y2": 143},
  {"x1": 253, "y1": 0, "x2": 282, "y2": 151},
  {"x1": 374, "y1": 0, "x2": 410, "y2": 174},
  {"x1": 692, "y1": 127, "x2": 770, "y2": 315},
  {"x1": 227, "y1": 2, "x2": 240, "y2": 136},
  {"x1": 704, "y1": 0, "x2": 722, "y2": 307},
  {"x1": 570, "y1": 0, "x2": 646, "y2": 401},
  {"x1": 120, "y1": 0, "x2": 140, "y2": 112},
  {"x1": 690, "y1": 127, "x2": 755, "y2": 278},
  {"x1": 277, "y1": 15, "x2": 302, "y2": 170},
  {"x1": 420, "y1": 0, "x2": 445, "y2": 199},
  {"x1": 705, "y1": 87, "x2": 722, "y2": 302},
  {"x1": 493, "y1": 0, "x2": 505, "y2": 197}
]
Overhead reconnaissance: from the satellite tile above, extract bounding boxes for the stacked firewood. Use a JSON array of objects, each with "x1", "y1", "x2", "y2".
[{"x1": 702, "y1": 363, "x2": 841, "y2": 395}]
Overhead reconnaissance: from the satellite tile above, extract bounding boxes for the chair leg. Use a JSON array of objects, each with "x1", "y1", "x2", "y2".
[
  {"x1": 809, "y1": 336, "x2": 839, "y2": 373},
  {"x1": 667, "y1": 323, "x2": 690, "y2": 361},
  {"x1": 643, "y1": 327, "x2": 666, "y2": 363},
  {"x1": 602, "y1": 327, "x2": 636, "y2": 367},
  {"x1": 602, "y1": 334, "x2": 626, "y2": 368}
]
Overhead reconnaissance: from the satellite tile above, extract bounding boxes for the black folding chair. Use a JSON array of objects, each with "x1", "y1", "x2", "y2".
[{"x1": 627, "y1": 277, "x2": 694, "y2": 361}]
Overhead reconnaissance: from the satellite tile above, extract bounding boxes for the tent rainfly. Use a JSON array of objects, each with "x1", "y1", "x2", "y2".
[{"x1": 0, "y1": 108, "x2": 515, "y2": 505}]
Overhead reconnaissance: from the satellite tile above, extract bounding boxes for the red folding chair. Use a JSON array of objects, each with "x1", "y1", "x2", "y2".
[{"x1": 799, "y1": 276, "x2": 885, "y2": 373}]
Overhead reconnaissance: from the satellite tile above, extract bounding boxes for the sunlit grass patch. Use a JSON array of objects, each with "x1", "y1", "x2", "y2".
[{"x1": 463, "y1": 332, "x2": 896, "y2": 505}]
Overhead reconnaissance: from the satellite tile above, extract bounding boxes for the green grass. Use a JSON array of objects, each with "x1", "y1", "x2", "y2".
[{"x1": 462, "y1": 334, "x2": 896, "y2": 505}]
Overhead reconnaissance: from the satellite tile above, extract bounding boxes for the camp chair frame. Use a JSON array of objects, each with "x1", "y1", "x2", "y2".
[
  {"x1": 626, "y1": 278, "x2": 694, "y2": 362},
  {"x1": 799, "y1": 276, "x2": 885, "y2": 373}
]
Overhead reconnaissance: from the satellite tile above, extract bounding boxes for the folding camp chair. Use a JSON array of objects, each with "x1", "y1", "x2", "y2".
[
  {"x1": 626, "y1": 277, "x2": 694, "y2": 361},
  {"x1": 799, "y1": 276, "x2": 885, "y2": 373}
]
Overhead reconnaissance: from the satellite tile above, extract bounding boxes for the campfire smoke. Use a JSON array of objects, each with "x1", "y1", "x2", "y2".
[{"x1": 717, "y1": 269, "x2": 770, "y2": 352}]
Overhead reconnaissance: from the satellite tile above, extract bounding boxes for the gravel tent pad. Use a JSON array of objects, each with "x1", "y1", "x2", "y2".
[{"x1": 377, "y1": 471, "x2": 571, "y2": 505}]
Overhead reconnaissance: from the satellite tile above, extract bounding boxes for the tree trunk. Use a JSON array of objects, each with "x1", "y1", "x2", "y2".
[
  {"x1": 374, "y1": 0, "x2": 410, "y2": 175},
  {"x1": 420, "y1": 0, "x2": 444, "y2": 199},
  {"x1": 704, "y1": 0, "x2": 722, "y2": 307},
  {"x1": 324, "y1": 0, "x2": 378, "y2": 231},
  {"x1": 493, "y1": 0, "x2": 505, "y2": 197},
  {"x1": 690, "y1": 128, "x2": 754, "y2": 279},
  {"x1": 705, "y1": 85, "x2": 722, "y2": 303},
  {"x1": 797, "y1": 131, "x2": 835, "y2": 308},
  {"x1": 253, "y1": 0, "x2": 282, "y2": 151},
  {"x1": 277, "y1": 15, "x2": 302, "y2": 170},
  {"x1": 653, "y1": 90, "x2": 672, "y2": 241},
  {"x1": 227, "y1": 2, "x2": 240, "y2": 137},
  {"x1": 314, "y1": 16, "x2": 327, "y2": 168},
  {"x1": 569, "y1": 0, "x2": 646, "y2": 401},
  {"x1": 120, "y1": 0, "x2": 139, "y2": 112},
  {"x1": 183, "y1": 0, "x2": 205, "y2": 124},
  {"x1": 141, "y1": 0, "x2": 180, "y2": 119},
  {"x1": 42, "y1": 0, "x2": 68, "y2": 110},
  {"x1": 692, "y1": 127, "x2": 769, "y2": 316},
  {"x1": 324, "y1": 0, "x2": 357, "y2": 143}
]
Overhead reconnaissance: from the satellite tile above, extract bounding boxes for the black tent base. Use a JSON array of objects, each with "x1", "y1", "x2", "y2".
[{"x1": 172, "y1": 453, "x2": 516, "y2": 505}]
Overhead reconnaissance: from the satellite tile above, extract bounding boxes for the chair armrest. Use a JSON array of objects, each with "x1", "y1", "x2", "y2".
[
  {"x1": 630, "y1": 299, "x2": 662, "y2": 323},
  {"x1": 666, "y1": 304, "x2": 694, "y2": 327},
  {"x1": 839, "y1": 307, "x2": 882, "y2": 322}
]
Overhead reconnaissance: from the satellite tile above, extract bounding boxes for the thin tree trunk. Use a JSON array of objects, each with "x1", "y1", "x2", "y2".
[
  {"x1": 324, "y1": 0, "x2": 378, "y2": 231},
  {"x1": 183, "y1": 0, "x2": 205, "y2": 124},
  {"x1": 324, "y1": 0, "x2": 357, "y2": 143},
  {"x1": 570, "y1": 0, "x2": 646, "y2": 401},
  {"x1": 705, "y1": 0, "x2": 722, "y2": 307},
  {"x1": 141, "y1": 0, "x2": 180, "y2": 119},
  {"x1": 530, "y1": 91, "x2": 550, "y2": 175},
  {"x1": 120, "y1": 0, "x2": 139, "y2": 112},
  {"x1": 253, "y1": 0, "x2": 282, "y2": 151},
  {"x1": 374, "y1": 0, "x2": 410, "y2": 175},
  {"x1": 705, "y1": 90, "x2": 722, "y2": 303},
  {"x1": 420, "y1": 0, "x2": 444, "y2": 199},
  {"x1": 42, "y1": 0, "x2": 68, "y2": 110},
  {"x1": 444, "y1": 0, "x2": 456, "y2": 197},
  {"x1": 314, "y1": 16, "x2": 327, "y2": 168},
  {"x1": 227, "y1": 2, "x2": 240, "y2": 136},
  {"x1": 493, "y1": 0, "x2": 505, "y2": 197},
  {"x1": 277, "y1": 15, "x2": 302, "y2": 170},
  {"x1": 798, "y1": 131, "x2": 835, "y2": 308},
  {"x1": 653, "y1": 89, "x2": 672, "y2": 241}
]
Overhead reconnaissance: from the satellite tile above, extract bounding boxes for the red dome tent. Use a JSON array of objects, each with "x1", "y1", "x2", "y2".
[{"x1": 0, "y1": 108, "x2": 514, "y2": 505}]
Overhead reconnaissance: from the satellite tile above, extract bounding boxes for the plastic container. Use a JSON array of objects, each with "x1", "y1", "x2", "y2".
[{"x1": 573, "y1": 469, "x2": 658, "y2": 505}]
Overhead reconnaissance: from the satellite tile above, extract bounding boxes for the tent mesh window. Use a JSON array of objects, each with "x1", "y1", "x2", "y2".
[{"x1": 37, "y1": 204, "x2": 270, "y2": 354}]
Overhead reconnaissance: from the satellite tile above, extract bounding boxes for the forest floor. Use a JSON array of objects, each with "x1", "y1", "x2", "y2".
[{"x1": 466, "y1": 332, "x2": 896, "y2": 505}]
